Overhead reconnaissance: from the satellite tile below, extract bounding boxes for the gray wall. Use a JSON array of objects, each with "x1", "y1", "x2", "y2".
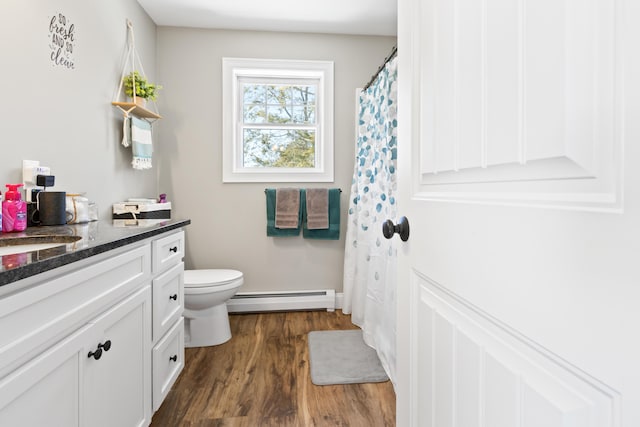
[
  {"x1": 0, "y1": 0, "x2": 395, "y2": 295},
  {"x1": 156, "y1": 27, "x2": 396, "y2": 293},
  {"x1": 0, "y1": 0, "x2": 158, "y2": 217}
]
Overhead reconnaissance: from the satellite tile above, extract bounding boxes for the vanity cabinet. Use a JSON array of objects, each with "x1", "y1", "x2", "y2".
[{"x1": 0, "y1": 227, "x2": 187, "y2": 426}]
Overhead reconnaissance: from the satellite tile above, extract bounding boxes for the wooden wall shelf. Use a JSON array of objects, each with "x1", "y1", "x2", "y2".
[{"x1": 112, "y1": 102, "x2": 161, "y2": 119}]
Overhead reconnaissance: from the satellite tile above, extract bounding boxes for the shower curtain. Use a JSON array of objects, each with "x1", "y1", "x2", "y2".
[{"x1": 343, "y1": 55, "x2": 398, "y2": 387}]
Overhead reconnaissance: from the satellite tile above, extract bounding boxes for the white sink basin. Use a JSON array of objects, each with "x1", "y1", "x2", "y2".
[{"x1": 0, "y1": 236, "x2": 82, "y2": 256}]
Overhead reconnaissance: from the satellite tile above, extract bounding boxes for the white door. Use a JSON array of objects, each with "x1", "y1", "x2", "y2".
[{"x1": 396, "y1": 0, "x2": 640, "y2": 426}]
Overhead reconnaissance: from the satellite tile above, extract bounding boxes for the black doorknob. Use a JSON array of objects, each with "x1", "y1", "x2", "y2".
[
  {"x1": 382, "y1": 216, "x2": 410, "y2": 241},
  {"x1": 169, "y1": 355, "x2": 177, "y2": 362},
  {"x1": 169, "y1": 294, "x2": 178, "y2": 301}
]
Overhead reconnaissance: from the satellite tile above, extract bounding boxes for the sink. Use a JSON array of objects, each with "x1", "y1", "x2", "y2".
[{"x1": 0, "y1": 235, "x2": 82, "y2": 256}]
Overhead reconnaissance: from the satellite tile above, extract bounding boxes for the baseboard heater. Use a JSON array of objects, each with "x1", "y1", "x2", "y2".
[{"x1": 227, "y1": 290, "x2": 336, "y2": 313}]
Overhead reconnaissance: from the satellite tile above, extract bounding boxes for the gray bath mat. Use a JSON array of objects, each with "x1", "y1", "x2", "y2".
[{"x1": 307, "y1": 329, "x2": 389, "y2": 385}]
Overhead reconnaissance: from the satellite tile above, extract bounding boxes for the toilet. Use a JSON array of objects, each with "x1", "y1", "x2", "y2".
[{"x1": 183, "y1": 269, "x2": 244, "y2": 347}]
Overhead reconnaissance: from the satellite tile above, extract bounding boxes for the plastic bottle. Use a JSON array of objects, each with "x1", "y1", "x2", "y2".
[
  {"x1": 3, "y1": 184, "x2": 27, "y2": 232},
  {"x1": 0, "y1": 191, "x2": 2, "y2": 232}
]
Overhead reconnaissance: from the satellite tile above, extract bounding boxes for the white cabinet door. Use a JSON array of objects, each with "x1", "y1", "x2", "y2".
[
  {"x1": 84, "y1": 286, "x2": 152, "y2": 427},
  {"x1": 0, "y1": 324, "x2": 93, "y2": 427}
]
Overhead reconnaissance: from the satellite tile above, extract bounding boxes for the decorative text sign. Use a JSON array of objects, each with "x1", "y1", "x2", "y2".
[{"x1": 48, "y1": 13, "x2": 75, "y2": 69}]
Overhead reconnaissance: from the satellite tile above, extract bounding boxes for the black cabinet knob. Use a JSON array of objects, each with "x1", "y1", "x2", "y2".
[
  {"x1": 88, "y1": 348, "x2": 102, "y2": 360},
  {"x1": 382, "y1": 216, "x2": 410, "y2": 241},
  {"x1": 169, "y1": 246, "x2": 178, "y2": 253},
  {"x1": 88, "y1": 340, "x2": 112, "y2": 360},
  {"x1": 99, "y1": 340, "x2": 112, "y2": 352},
  {"x1": 169, "y1": 355, "x2": 177, "y2": 362},
  {"x1": 169, "y1": 294, "x2": 178, "y2": 301}
]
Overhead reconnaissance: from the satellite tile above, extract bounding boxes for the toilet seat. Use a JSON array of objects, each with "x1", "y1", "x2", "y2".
[{"x1": 184, "y1": 269, "x2": 243, "y2": 288}]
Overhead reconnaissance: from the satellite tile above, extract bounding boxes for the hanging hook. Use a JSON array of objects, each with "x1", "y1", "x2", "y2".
[{"x1": 126, "y1": 19, "x2": 135, "y2": 50}]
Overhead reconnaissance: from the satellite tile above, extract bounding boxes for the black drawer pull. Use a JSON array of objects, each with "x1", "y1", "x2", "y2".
[
  {"x1": 169, "y1": 355, "x2": 177, "y2": 362},
  {"x1": 169, "y1": 294, "x2": 178, "y2": 301},
  {"x1": 169, "y1": 246, "x2": 178, "y2": 253}
]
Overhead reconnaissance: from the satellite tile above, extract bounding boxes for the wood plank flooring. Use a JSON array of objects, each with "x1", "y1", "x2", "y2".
[{"x1": 151, "y1": 310, "x2": 396, "y2": 427}]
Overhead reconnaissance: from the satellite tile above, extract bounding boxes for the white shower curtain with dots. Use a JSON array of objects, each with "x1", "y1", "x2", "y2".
[{"x1": 343, "y1": 55, "x2": 398, "y2": 387}]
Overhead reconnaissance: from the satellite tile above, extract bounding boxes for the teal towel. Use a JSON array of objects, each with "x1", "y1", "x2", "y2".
[
  {"x1": 266, "y1": 189, "x2": 301, "y2": 236},
  {"x1": 302, "y1": 188, "x2": 341, "y2": 240}
]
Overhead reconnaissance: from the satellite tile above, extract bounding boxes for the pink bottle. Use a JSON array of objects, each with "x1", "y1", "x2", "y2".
[{"x1": 3, "y1": 184, "x2": 27, "y2": 232}]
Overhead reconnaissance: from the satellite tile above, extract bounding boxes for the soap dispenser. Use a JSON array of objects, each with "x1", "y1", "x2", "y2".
[{"x1": 3, "y1": 184, "x2": 27, "y2": 232}]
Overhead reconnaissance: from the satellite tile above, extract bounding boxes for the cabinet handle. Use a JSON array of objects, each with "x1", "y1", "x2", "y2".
[
  {"x1": 88, "y1": 348, "x2": 103, "y2": 360},
  {"x1": 169, "y1": 294, "x2": 178, "y2": 301},
  {"x1": 170, "y1": 355, "x2": 177, "y2": 362},
  {"x1": 169, "y1": 246, "x2": 178, "y2": 253},
  {"x1": 87, "y1": 339, "x2": 111, "y2": 360},
  {"x1": 98, "y1": 340, "x2": 112, "y2": 352}
]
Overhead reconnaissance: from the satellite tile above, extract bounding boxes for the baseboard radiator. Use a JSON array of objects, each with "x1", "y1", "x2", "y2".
[{"x1": 227, "y1": 290, "x2": 336, "y2": 313}]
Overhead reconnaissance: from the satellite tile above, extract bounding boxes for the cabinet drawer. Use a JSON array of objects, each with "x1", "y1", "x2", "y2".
[
  {"x1": 152, "y1": 262, "x2": 184, "y2": 342},
  {"x1": 152, "y1": 317, "x2": 184, "y2": 411},
  {"x1": 152, "y1": 231, "x2": 184, "y2": 274},
  {"x1": 0, "y1": 245, "x2": 150, "y2": 377}
]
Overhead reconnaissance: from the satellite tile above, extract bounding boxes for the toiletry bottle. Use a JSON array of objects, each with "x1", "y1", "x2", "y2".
[
  {"x1": 0, "y1": 191, "x2": 3, "y2": 232},
  {"x1": 3, "y1": 184, "x2": 27, "y2": 232}
]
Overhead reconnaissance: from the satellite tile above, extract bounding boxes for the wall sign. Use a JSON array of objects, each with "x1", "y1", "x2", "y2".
[{"x1": 48, "y1": 13, "x2": 75, "y2": 69}]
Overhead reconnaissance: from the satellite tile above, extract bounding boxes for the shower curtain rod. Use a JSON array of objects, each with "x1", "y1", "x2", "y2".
[{"x1": 362, "y1": 44, "x2": 398, "y2": 91}]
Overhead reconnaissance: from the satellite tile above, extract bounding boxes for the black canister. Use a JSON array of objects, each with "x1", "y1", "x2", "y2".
[{"x1": 32, "y1": 191, "x2": 68, "y2": 226}]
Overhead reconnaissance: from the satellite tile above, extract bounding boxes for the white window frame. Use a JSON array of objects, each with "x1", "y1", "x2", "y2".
[{"x1": 222, "y1": 58, "x2": 334, "y2": 183}]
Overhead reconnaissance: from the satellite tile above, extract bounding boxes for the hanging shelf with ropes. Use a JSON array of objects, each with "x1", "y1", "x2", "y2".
[
  {"x1": 112, "y1": 19, "x2": 161, "y2": 120},
  {"x1": 112, "y1": 100, "x2": 160, "y2": 119}
]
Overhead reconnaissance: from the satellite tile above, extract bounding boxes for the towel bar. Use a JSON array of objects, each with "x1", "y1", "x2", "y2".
[{"x1": 264, "y1": 188, "x2": 342, "y2": 193}]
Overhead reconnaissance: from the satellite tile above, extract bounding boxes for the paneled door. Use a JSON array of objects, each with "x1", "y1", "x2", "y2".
[{"x1": 396, "y1": 0, "x2": 640, "y2": 426}]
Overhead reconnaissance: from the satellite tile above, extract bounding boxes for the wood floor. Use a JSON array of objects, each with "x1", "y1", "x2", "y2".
[{"x1": 151, "y1": 310, "x2": 396, "y2": 427}]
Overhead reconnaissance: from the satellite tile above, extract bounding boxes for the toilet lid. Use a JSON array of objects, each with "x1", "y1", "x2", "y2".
[{"x1": 184, "y1": 269, "x2": 243, "y2": 288}]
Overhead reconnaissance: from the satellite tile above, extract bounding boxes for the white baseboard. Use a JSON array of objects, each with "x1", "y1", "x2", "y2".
[{"x1": 227, "y1": 290, "x2": 343, "y2": 313}]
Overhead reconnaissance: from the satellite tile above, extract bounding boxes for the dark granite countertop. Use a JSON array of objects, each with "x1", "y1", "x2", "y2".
[{"x1": 0, "y1": 219, "x2": 190, "y2": 287}]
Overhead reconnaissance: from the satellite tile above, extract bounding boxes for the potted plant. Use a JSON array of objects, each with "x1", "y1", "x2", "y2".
[{"x1": 123, "y1": 71, "x2": 162, "y2": 106}]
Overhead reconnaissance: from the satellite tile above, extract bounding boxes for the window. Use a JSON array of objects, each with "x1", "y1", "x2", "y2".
[{"x1": 222, "y1": 58, "x2": 334, "y2": 182}]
